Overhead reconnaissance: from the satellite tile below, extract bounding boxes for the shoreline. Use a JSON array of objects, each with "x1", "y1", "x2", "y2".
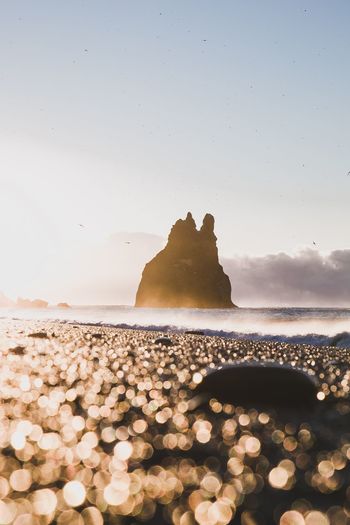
[
  {"x1": 1, "y1": 316, "x2": 350, "y2": 350},
  {"x1": 2, "y1": 306, "x2": 350, "y2": 351}
]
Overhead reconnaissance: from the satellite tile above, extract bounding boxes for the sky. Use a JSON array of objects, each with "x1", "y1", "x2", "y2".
[{"x1": 0, "y1": 1, "x2": 349, "y2": 305}]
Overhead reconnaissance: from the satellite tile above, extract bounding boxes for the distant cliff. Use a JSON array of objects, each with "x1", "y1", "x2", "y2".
[
  {"x1": 135, "y1": 212, "x2": 236, "y2": 308},
  {"x1": 16, "y1": 298, "x2": 48, "y2": 309}
]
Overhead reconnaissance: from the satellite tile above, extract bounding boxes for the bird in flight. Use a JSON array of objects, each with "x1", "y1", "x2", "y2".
[
  {"x1": 125, "y1": 241, "x2": 131, "y2": 244},
  {"x1": 312, "y1": 241, "x2": 317, "y2": 246},
  {"x1": 78, "y1": 224, "x2": 85, "y2": 228}
]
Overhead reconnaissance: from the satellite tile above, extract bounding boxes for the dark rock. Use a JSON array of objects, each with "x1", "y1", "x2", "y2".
[
  {"x1": 135, "y1": 212, "x2": 235, "y2": 308},
  {"x1": 28, "y1": 332, "x2": 48, "y2": 339},
  {"x1": 196, "y1": 362, "x2": 319, "y2": 407},
  {"x1": 185, "y1": 330, "x2": 205, "y2": 336},
  {"x1": 154, "y1": 337, "x2": 173, "y2": 347},
  {"x1": 10, "y1": 345, "x2": 26, "y2": 355}
]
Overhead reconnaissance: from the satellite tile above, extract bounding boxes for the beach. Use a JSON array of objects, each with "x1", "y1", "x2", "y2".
[{"x1": 0, "y1": 318, "x2": 350, "y2": 524}]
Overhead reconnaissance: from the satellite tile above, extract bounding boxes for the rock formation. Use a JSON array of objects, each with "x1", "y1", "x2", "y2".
[
  {"x1": 16, "y1": 298, "x2": 48, "y2": 309},
  {"x1": 135, "y1": 212, "x2": 235, "y2": 308}
]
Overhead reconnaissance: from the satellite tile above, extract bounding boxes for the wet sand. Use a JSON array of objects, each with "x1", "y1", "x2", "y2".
[{"x1": 1, "y1": 319, "x2": 350, "y2": 524}]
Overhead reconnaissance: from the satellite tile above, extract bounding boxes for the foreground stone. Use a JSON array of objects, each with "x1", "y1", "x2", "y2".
[{"x1": 196, "y1": 362, "x2": 319, "y2": 407}]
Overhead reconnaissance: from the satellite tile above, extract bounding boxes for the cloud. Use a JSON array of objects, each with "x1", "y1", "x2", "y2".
[{"x1": 223, "y1": 249, "x2": 350, "y2": 307}]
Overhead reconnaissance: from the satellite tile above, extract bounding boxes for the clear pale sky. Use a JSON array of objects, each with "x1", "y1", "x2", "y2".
[{"x1": 0, "y1": 1, "x2": 349, "y2": 303}]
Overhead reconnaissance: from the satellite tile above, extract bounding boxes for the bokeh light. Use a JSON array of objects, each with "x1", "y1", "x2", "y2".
[{"x1": 1, "y1": 319, "x2": 350, "y2": 524}]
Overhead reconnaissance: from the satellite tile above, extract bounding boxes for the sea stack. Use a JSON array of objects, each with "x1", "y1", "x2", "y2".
[{"x1": 135, "y1": 212, "x2": 235, "y2": 308}]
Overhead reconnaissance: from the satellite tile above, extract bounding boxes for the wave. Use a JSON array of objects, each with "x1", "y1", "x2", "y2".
[
  {"x1": 69, "y1": 321, "x2": 350, "y2": 348},
  {"x1": 2, "y1": 305, "x2": 350, "y2": 348}
]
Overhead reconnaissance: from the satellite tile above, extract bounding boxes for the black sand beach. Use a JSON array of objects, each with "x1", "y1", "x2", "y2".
[{"x1": 1, "y1": 319, "x2": 350, "y2": 524}]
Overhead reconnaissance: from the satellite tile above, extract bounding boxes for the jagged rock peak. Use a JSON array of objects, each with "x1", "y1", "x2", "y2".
[
  {"x1": 201, "y1": 213, "x2": 214, "y2": 231},
  {"x1": 186, "y1": 211, "x2": 195, "y2": 223},
  {"x1": 135, "y1": 212, "x2": 236, "y2": 309},
  {"x1": 169, "y1": 212, "x2": 216, "y2": 243},
  {"x1": 168, "y1": 211, "x2": 196, "y2": 243},
  {"x1": 200, "y1": 213, "x2": 216, "y2": 241}
]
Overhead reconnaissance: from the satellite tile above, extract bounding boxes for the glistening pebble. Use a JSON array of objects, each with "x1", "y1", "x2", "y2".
[{"x1": 0, "y1": 319, "x2": 350, "y2": 524}]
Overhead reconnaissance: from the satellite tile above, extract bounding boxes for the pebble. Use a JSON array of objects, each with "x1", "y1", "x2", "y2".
[{"x1": 0, "y1": 319, "x2": 349, "y2": 524}]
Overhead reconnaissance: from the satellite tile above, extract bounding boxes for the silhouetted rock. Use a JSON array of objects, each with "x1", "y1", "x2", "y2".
[
  {"x1": 196, "y1": 362, "x2": 319, "y2": 408},
  {"x1": 17, "y1": 298, "x2": 48, "y2": 309},
  {"x1": 154, "y1": 337, "x2": 173, "y2": 347},
  {"x1": 28, "y1": 332, "x2": 48, "y2": 339},
  {"x1": 10, "y1": 345, "x2": 26, "y2": 355},
  {"x1": 57, "y1": 302, "x2": 70, "y2": 308},
  {"x1": 135, "y1": 212, "x2": 235, "y2": 308}
]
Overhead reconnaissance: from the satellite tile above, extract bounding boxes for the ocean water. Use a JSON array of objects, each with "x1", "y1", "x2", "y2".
[{"x1": 1, "y1": 305, "x2": 350, "y2": 348}]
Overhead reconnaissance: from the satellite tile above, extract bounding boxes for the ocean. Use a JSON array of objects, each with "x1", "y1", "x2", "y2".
[{"x1": 2, "y1": 305, "x2": 350, "y2": 348}]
